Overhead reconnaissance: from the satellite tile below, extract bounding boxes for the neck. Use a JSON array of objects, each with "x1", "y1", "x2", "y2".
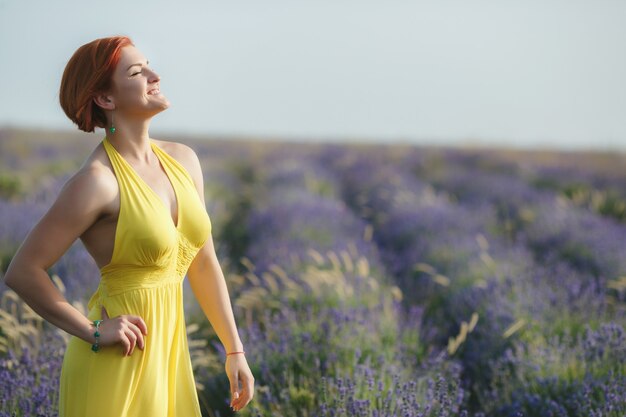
[{"x1": 105, "y1": 117, "x2": 154, "y2": 163}]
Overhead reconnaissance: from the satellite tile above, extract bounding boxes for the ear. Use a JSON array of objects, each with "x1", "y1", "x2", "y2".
[{"x1": 93, "y1": 92, "x2": 116, "y2": 111}]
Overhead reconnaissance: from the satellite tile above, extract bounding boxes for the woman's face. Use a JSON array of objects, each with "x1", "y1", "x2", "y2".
[{"x1": 109, "y1": 45, "x2": 170, "y2": 117}]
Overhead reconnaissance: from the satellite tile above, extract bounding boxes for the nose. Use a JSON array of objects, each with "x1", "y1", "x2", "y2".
[{"x1": 147, "y1": 67, "x2": 160, "y2": 83}]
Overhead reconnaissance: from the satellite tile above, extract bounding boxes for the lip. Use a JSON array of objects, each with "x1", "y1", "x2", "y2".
[{"x1": 147, "y1": 87, "x2": 161, "y2": 95}]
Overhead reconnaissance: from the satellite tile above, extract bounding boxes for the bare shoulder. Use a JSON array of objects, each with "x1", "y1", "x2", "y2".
[
  {"x1": 151, "y1": 138, "x2": 203, "y2": 182},
  {"x1": 66, "y1": 143, "x2": 119, "y2": 212},
  {"x1": 5, "y1": 144, "x2": 119, "y2": 276}
]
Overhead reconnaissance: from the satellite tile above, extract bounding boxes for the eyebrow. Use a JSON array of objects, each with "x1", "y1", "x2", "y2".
[{"x1": 126, "y1": 60, "x2": 149, "y2": 71}]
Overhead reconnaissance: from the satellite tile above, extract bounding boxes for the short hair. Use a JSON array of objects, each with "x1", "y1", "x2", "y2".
[{"x1": 59, "y1": 36, "x2": 134, "y2": 133}]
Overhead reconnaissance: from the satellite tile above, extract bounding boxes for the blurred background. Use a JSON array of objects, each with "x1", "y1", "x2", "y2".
[
  {"x1": 2, "y1": 2, "x2": 626, "y2": 417},
  {"x1": 1, "y1": 0, "x2": 625, "y2": 150}
]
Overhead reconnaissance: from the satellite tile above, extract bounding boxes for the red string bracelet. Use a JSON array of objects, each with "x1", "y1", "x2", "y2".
[{"x1": 226, "y1": 351, "x2": 245, "y2": 356}]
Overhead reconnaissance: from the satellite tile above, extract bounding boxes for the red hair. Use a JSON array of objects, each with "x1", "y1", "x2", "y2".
[{"x1": 59, "y1": 36, "x2": 134, "y2": 133}]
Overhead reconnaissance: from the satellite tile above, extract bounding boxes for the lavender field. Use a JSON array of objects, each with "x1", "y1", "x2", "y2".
[{"x1": 1, "y1": 128, "x2": 625, "y2": 416}]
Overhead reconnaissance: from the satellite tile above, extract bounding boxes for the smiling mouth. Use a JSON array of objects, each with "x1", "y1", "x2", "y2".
[{"x1": 147, "y1": 89, "x2": 160, "y2": 95}]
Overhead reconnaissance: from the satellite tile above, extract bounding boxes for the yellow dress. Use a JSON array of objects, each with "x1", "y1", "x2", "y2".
[{"x1": 59, "y1": 136, "x2": 212, "y2": 417}]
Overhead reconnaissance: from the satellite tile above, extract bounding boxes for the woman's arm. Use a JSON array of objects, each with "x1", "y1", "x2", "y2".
[
  {"x1": 188, "y1": 235, "x2": 244, "y2": 352},
  {"x1": 4, "y1": 166, "x2": 116, "y2": 344},
  {"x1": 182, "y1": 145, "x2": 243, "y2": 353},
  {"x1": 180, "y1": 142, "x2": 254, "y2": 411}
]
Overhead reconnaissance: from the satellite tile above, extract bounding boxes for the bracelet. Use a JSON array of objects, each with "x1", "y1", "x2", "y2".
[
  {"x1": 226, "y1": 351, "x2": 245, "y2": 356},
  {"x1": 91, "y1": 320, "x2": 103, "y2": 352}
]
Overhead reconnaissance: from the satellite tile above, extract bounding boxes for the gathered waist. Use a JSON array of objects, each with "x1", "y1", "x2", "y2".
[{"x1": 96, "y1": 264, "x2": 184, "y2": 297}]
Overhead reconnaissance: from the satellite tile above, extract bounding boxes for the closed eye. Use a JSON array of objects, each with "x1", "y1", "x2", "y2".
[{"x1": 128, "y1": 60, "x2": 149, "y2": 77}]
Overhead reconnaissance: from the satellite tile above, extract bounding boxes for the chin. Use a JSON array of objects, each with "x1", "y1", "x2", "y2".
[
  {"x1": 152, "y1": 102, "x2": 171, "y2": 115},
  {"x1": 159, "y1": 98, "x2": 171, "y2": 110}
]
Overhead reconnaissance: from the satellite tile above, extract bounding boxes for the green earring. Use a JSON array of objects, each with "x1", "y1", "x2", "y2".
[{"x1": 109, "y1": 112, "x2": 116, "y2": 134}]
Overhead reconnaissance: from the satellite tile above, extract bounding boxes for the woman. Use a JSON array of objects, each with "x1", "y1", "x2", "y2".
[{"x1": 4, "y1": 35, "x2": 254, "y2": 416}]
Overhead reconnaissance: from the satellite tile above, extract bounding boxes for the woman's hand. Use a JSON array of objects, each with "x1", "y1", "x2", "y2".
[
  {"x1": 226, "y1": 353, "x2": 255, "y2": 412},
  {"x1": 99, "y1": 305, "x2": 149, "y2": 356}
]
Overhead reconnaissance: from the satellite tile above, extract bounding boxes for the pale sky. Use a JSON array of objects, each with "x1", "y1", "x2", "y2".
[{"x1": 1, "y1": 0, "x2": 625, "y2": 151}]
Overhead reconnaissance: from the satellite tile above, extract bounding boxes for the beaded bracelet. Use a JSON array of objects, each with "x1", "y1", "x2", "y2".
[
  {"x1": 226, "y1": 351, "x2": 245, "y2": 356},
  {"x1": 91, "y1": 320, "x2": 103, "y2": 352}
]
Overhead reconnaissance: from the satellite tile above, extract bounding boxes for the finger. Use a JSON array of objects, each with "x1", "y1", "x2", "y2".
[
  {"x1": 232, "y1": 377, "x2": 249, "y2": 406},
  {"x1": 121, "y1": 333, "x2": 131, "y2": 356},
  {"x1": 234, "y1": 385, "x2": 250, "y2": 408},
  {"x1": 231, "y1": 387, "x2": 240, "y2": 406},
  {"x1": 229, "y1": 373, "x2": 240, "y2": 405},
  {"x1": 128, "y1": 322, "x2": 145, "y2": 350},
  {"x1": 233, "y1": 375, "x2": 253, "y2": 409},
  {"x1": 246, "y1": 376, "x2": 255, "y2": 400},
  {"x1": 129, "y1": 315, "x2": 149, "y2": 335},
  {"x1": 233, "y1": 395, "x2": 248, "y2": 411},
  {"x1": 124, "y1": 328, "x2": 137, "y2": 356},
  {"x1": 233, "y1": 385, "x2": 251, "y2": 409},
  {"x1": 232, "y1": 392, "x2": 245, "y2": 409},
  {"x1": 127, "y1": 328, "x2": 137, "y2": 355}
]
